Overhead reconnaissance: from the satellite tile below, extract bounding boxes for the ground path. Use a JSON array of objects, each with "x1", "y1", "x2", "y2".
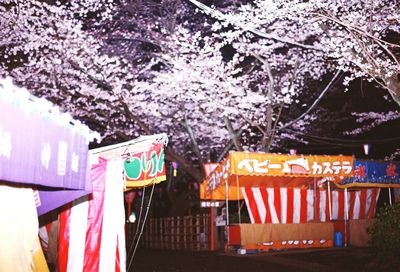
[{"x1": 131, "y1": 247, "x2": 378, "y2": 272}]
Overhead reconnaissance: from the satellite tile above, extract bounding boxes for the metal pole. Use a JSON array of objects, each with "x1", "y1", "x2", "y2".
[
  {"x1": 210, "y1": 207, "x2": 215, "y2": 251},
  {"x1": 225, "y1": 179, "x2": 229, "y2": 226},
  {"x1": 236, "y1": 175, "x2": 241, "y2": 224},
  {"x1": 327, "y1": 181, "x2": 332, "y2": 221},
  {"x1": 344, "y1": 188, "x2": 348, "y2": 247},
  {"x1": 225, "y1": 178, "x2": 229, "y2": 248},
  {"x1": 313, "y1": 177, "x2": 317, "y2": 221},
  {"x1": 389, "y1": 188, "x2": 393, "y2": 206}
]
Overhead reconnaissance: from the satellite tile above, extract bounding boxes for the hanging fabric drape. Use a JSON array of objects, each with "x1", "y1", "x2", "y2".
[
  {"x1": 242, "y1": 187, "x2": 380, "y2": 224},
  {"x1": 0, "y1": 185, "x2": 49, "y2": 272},
  {"x1": 58, "y1": 157, "x2": 126, "y2": 272}
]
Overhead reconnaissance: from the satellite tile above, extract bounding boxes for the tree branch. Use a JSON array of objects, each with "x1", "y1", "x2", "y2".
[
  {"x1": 253, "y1": 54, "x2": 275, "y2": 151},
  {"x1": 68, "y1": 60, "x2": 113, "y2": 92},
  {"x1": 277, "y1": 70, "x2": 342, "y2": 131},
  {"x1": 217, "y1": 127, "x2": 244, "y2": 162},
  {"x1": 224, "y1": 116, "x2": 244, "y2": 151},
  {"x1": 313, "y1": 13, "x2": 400, "y2": 66},
  {"x1": 187, "y1": 0, "x2": 320, "y2": 51},
  {"x1": 121, "y1": 100, "x2": 154, "y2": 135},
  {"x1": 122, "y1": 101, "x2": 204, "y2": 182}
]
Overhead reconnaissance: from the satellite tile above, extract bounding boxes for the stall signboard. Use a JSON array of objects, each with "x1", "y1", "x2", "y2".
[
  {"x1": 204, "y1": 153, "x2": 354, "y2": 195},
  {"x1": 229, "y1": 153, "x2": 354, "y2": 177},
  {"x1": 338, "y1": 160, "x2": 400, "y2": 188},
  {"x1": 124, "y1": 142, "x2": 166, "y2": 187}
]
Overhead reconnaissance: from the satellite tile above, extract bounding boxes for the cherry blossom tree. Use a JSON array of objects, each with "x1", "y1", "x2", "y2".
[
  {"x1": 0, "y1": 0, "x2": 211, "y2": 183},
  {"x1": 1, "y1": 0, "x2": 399, "y2": 190},
  {"x1": 187, "y1": 0, "x2": 400, "y2": 158},
  {"x1": 0, "y1": 0, "x2": 134, "y2": 137},
  {"x1": 189, "y1": 0, "x2": 400, "y2": 103}
]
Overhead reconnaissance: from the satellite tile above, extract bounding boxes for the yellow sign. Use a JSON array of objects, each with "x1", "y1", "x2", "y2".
[
  {"x1": 230, "y1": 153, "x2": 354, "y2": 177},
  {"x1": 201, "y1": 152, "x2": 355, "y2": 200}
]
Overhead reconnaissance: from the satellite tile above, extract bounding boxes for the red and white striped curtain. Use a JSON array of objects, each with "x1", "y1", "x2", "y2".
[
  {"x1": 58, "y1": 158, "x2": 126, "y2": 272},
  {"x1": 242, "y1": 187, "x2": 380, "y2": 224}
]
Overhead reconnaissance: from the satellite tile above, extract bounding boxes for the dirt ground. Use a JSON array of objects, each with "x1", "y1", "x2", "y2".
[{"x1": 129, "y1": 246, "x2": 395, "y2": 272}]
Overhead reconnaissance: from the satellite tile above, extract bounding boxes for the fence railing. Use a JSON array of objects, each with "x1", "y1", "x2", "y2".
[{"x1": 126, "y1": 214, "x2": 211, "y2": 251}]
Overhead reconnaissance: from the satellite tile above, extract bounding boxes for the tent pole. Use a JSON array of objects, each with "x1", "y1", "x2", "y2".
[
  {"x1": 225, "y1": 178, "x2": 229, "y2": 248},
  {"x1": 225, "y1": 179, "x2": 229, "y2": 225},
  {"x1": 210, "y1": 207, "x2": 215, "y2": 251},
  {"x1": 327, "y1": 181, "x2": 332, "y2": 221},
  {"x1": 344, "y1": 188, "x2": 348, "y2": 247},
  {"x1": 389, "y1": 188, "x2": 393, "y2": 206},
  {"x1": 236, "y1": 175, "x2": 241, "y2": 224},
  {"x1": 313, "y1": 177, "x2": 317, "y2": 221}
]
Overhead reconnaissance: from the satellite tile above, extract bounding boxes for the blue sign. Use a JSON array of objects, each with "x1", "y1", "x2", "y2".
[{"x1": 340, "y1": 160, "x2": 400, "y2": 187}]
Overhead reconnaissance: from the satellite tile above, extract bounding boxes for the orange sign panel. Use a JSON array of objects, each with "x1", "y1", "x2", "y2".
[
  {"x1": 230, "y1": 153, "x2": 354, "y2": 178},
  {"x1": 202, "y1": 152, "x2": 355, "y2": 199}
]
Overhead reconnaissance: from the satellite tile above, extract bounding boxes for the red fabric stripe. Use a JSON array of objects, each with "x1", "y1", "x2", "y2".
[
  {"x1": 274, "y1": 187, "x2": 281, "y2": 223},
  {"x1": 58, "y1": 203, "x2": 72, "y2": 272},
  {"x1": 315, "y1": 189, "x2": 320, "y2": 222},
  {"x1": 300, "y1": 188, "x2": 308, "y2": 223},
  {"x1": 286, "y1": 188, "x2": 294, "y2": 223},
  {"x1": 367, "y1": 189, "x2": 379, "y2": 219},
  {"x1": 359, "y1": 190, "x2": 367, "y2": 219},
  {"x1": 349, "y1": 191, "x2": 356, "y2": 219},
  {"x1": 325, "y1": 190, "x2": 331, "y2": 221},
  {"x1": 260, "y1": 187, "x2": 272, "y2": 223},
  {"x1": 82, "y1": 192, "x2": 104, "y2": 272},
  {"x1": 338, "y1": 190, "x2": 345, "y2": 220},
  {"x1": 245, "y1": 187, "x2": 262, "y2": 223},
  {"x1": 45, "y1": 222, "x2": 52, "y2": 234},
  {"x1": 115, "y1": 236, "x2": 120, "y2": 272}
]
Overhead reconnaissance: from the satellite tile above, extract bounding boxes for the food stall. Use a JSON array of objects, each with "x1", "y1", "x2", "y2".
[{"x1": 200, "y1": 152, "x2": 364, "y2": 251}]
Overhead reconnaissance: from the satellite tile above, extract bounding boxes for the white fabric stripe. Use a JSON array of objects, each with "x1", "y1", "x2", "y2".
[
  {"x1": 117, "y1": 178, "x2": 127, "y2": 271},
  {"x1": 353, "y1": 191, "x2": 361, "y2": 220},
  {"x1": 331, "y1": 191, "x2": 339, "y2": 220},
  {"x1": 307, "y1": 189, "x2": 314, "y2": 222},
  {"x1": 319, "y1": 190, "x2": 326, "y2": 222},
  {"x1": 293, "y1": 188, "x2": 301, "y2": 223},
  {"x1": 345, "y1": 190, "x2": 350, "y2": 220},
  {"x1": 365, "y1": 189, "x2": 373, "y2": 218},
  {"x1": 99, "y1": 159, "x2": 126, "y2": 272},
  {"x1": 242, "y1": 188, "x2": 255, "y2": 224},
  {"x1": 67, "y1": 196, "x2": 89, "y2": 272},
  {"x1": 373, "y1": 189, "x2": 381, "y2": 216},
  {"x1": 280, "y1": 188, "x2": 287, "y2": 224},
  {"x1": 38, "y1": 226, "x2": 49, "y2": 251},
  {"x1": 266, "y1": 188, "x2": 279, "y2": 223},
  {"x1": 252, "y1": 187, "x2": 267, "y2": 223}
]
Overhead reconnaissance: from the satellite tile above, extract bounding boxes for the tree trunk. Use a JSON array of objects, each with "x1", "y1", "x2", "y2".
[
  {"x1": 183, "y1": 115, "x2": 205, "y2": 179},
  {"x1": 224, "y1": 117, "x2": 244, "y2": 152},
  {"x1": 385, "y1": 74, "x2": 400, "y2": 106}
]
